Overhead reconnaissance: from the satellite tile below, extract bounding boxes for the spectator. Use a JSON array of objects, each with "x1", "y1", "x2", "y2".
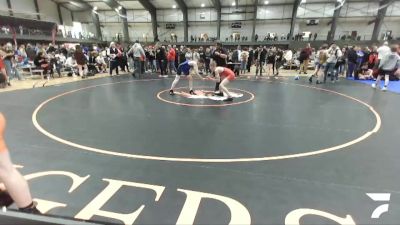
[
  {"x1": 167, "y1": 45, "x2": 176, "y2": 75},
  {"x1": 275, "y1": 48, "x2": 284, "y2": 76},
  {"x1": 74, "y1": 45, "x2": 88, "y2": 79},
  {"x1": 3, "y1": 43, "x2": 24, "y2": 82},
  {"x1": 255, "y1": 46, "x2": 267, "y2": 77},
  {"x1": 377, "y1": 41, "x2": 391, "y2": 62},
  {"x1": 347, "y1": 46, "x2": 358, "y2": 78},
  {"x1": 372, "y1": 44, "x2": 400, "y2": 91},
  {"x1": 128, "y1": 41, "x2": 146, "y2": 78},
  {"x1": 34, "y1": 51, "x2": 50, "y2": 78},
  {"x1": 324, "y1": 43, "x2": 342, "y2": 83},
  {"x1": 107, "y1": 42, "x2": 120, "y2": 76},
  {"x1": 240, "y1": 47, "x2": 249, "y2": 74},
  {"x1": 298, "y1": 43, "x2": 312, "y2": 76}
]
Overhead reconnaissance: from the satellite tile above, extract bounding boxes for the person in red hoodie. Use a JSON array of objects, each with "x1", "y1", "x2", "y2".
[{"x1": 167, "y1": 45, "x2": 177, "y2": 75}]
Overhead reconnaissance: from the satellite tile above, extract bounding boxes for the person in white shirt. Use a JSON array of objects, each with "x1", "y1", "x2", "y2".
[
  {"x1": 95, "y1": 54, "x2": 107, "y2": 73},
  {"x1": 65, "y1": 55, "x2": 78, "y2": 77},
  {"x1": 128, "y1": 41, "x2": 145, "y2": 78},
  {"x1": 324, "y1": 43, "x2": 342, "y2": 83},
  {"x1": 377, "y1": 41, "x2": 391, "y2": 61},
  {"x1": 284, "y1": 49, "x2": 293, "y2": 70}
]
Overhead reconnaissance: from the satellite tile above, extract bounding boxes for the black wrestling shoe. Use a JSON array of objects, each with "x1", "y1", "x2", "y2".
[
  {"x1": 308, "y1": 76, "x2": 313, "y2": 83},
  {"x1": 0, "y1": 191, "x2": 14, "y2": 207},
  {"x1": 189, "y1": 90, "x2": 196, "y2": 95},
  {"x1": 223, "y1": 97, "x2": 234, "y2": 102},
  {"x1": 213, "y1": 92, "x2": 224, "y2": 97},
  {"x1": 19, "y1": 201, "x2": 41, "y2": 214},
  {"x1": 169, "y1": 90, "x2": 175, "y2": 95}
]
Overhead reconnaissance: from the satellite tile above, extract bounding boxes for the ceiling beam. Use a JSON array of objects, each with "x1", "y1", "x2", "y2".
[
  {"x1": 138, "y1": 0, "x2": 158, "y2": 41},
  {"x1": 103, "y1": 0, "x2": 130, "y2": 43},
  {"x1": 210, "y1": 0, "x2": 221, "y2": 40},
  {"x1": 174, "y1": 0, "x2": 188, "y2": 42}
]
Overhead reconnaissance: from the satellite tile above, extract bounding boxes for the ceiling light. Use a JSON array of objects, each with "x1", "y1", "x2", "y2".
[
  {"x1": 172, "y1": 4, "x2": 177, "y2": 8},
  {"x1": 264, "y1": 1, "x2": 269, "y2": 4},
  {"x1": 201, "y1": 3, "x2": 205, "y2": 7},
  {"x1": 232, "y1": 2, "x2": 236, "y2": 6},
  {"x1": 93, "y1": 6, "x2": 98, "y2": 11},
  {"x1": 118, "y1": 6, "x2": 122, "y2": 10}
]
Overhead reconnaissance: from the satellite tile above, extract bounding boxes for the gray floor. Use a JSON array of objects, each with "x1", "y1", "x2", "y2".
[{"x1": 1, "y1": 74, "x2": 399, "y2": 225}]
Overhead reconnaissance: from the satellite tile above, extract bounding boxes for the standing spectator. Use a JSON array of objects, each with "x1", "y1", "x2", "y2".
[
  {"x1": 255, "y1": 34, "x2": 258, "y2": 42},
  {"x1": 377, "y1": 41, "x2": 391, "y2": 63},
  {"x1": 255, "y1": 46, "x2": 267, "y2": 78},
  {"x1": 192, "y1": 48, "x2": 201, "y2": 62},
  {"x1": 346, "y1": 46, "x2": 358, "y2": 78},
  {"x1": 148, "y1": 46, "x2": 156, "y2": 72},
  {"x1": 275, "y1": 48, "x2": 284, "y2": 76},
  {"x1": 324, "y1": 43, "x2": 342, "y2": 83},
  {"x1": 0, "y1": 47, "x2": 9, "y2": 87},
  {"x1": 336, "y1": 47, "x2": 347, "y2": 77},
  {"x1": 314, "y1": 45, "x2": 328, "y2": 84},
  {"x1": 156, "y1": 44, "x2": 167, "y2": 77},
  {"x1": 74, "y1": 45, "x2": 88, "y2": 79},
  {"x1": 3, "y1": 43, "x2": 24, "y2": 82},
  {"x1": 372, "y1": 44, "x2": 400, "y2": 91},
  {"x1": 247, "y1": 47, "x2": 254, "y2": 73},
  {"x1": 284, "y1": 49, "x2": 293, "y2": 70},
  {"x1": 179, "y1": 46, "x2": 186, "y2": 64},
  {"x1": 120, "y1": 47, "x2": 130, "y2": 73},
  {"x1": 232, "y1": 46, "x2": 241, "y2": 76},
  {"x1": 107, "y1": 42, "x2": 119, "y2": 76},
  {"x1": 240, "y1": 47, "x2": 249, "y2": 74},
  {"x1": 128, "y1": 41, "x2": 146, "y2": 78},
  {"x1": 205, "y1": 47, "x2": 212, "y2": 75},
  {"x1": 313, "y1": 33, "x2": 318, "y2": 41},
  {"x1": 167, "y1": 45, "x2": 177, "y2": 75},
  {"x1": 266, "y1": 48, "x2": 276, "y2": 77},
  {"x1": 298, "y1": 43, "x2": 312, "y2": 76}
]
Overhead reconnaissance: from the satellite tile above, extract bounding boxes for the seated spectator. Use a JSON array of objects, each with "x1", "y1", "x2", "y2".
[
  {"x1": 357, "y1": 62, "x2": 374, "y2": 80},
  {"x1": 64, "y1": 54, "x2": 78, "y2": 77},
  {"x1": 95, "y1": 52, "x2": 107, "y2": 73},
  {"x1": 33, "y1": 51, "x2": 50, "y2": 78}
]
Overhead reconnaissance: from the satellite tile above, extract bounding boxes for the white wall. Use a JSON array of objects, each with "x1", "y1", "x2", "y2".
[
  {"x1": 130, "y1": 23, "x2": 153, "y2": 41},
  {"x1": 188, "y1": 8, "x2": 218, "y2": 22},
  {"x1": 157, "y1": 9, "x2": 183, "y2": 22},
  {"x1": 255, "y1": 20, "x2": 292, "y2": 36},
  {"x1": 73, "y1": 11, "x2": 92, "y2": 23},
  {"x1": 188, "y1": 22, "x2": 218, "y2": 38},
  {"x1": 257, "y1": 5, "x2": 292, "y2": 20},
  {"x1": 127, "y1": 10, "x2": 151, "y2": 22},
  {"x1": 220, "y1": 21, "x2": 253, "y2": 40},
  {"x1": 158, "y1": 23, "x2": 184, "y2": 41},
  {"x1": 9, "y1": 0, "x2": 37, "y2": 20},
  {"x1": 37, "y1": 0, "x2": 60, "y2": 23},
  {"x1": 0, "y1": 0, "x2": 8, "y2": 16},
  {"x1": 381, "y1": 17, "x2": 400, "y2": 39},
  {"x1": 61, "y1": 6, "x2": 73, "y2": 26}
]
